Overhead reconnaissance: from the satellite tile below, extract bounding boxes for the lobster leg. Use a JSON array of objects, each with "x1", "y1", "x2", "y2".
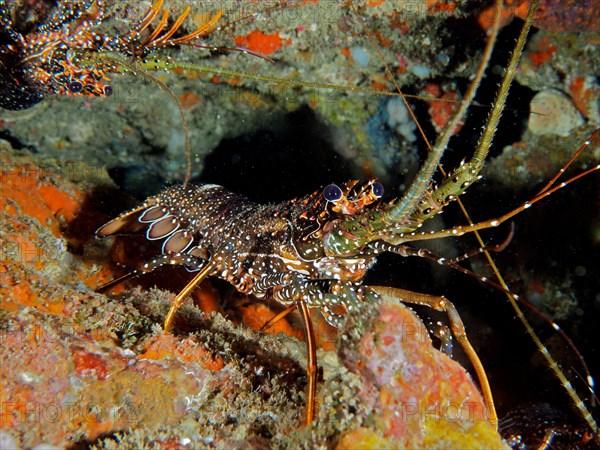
[
  {"x1": 272, "y1": 283, "x2": 324, "y2": 424},
  {"x1": 95, "y1": 271, "x2": 138, "y2": 294},
  {"x1": 272, "y1": 281, "x2": 376, "y2": 424},
  {"x1": 163, "y1": 260, "x2": 215, "y2": 333},
  {"x1": 96, "y1": 250, "x2": 213, "y2": 333},
  {"x1": 130, "y1": 0, "x2": 165, "y2": 36},
  {"x1": 260, "y1": 304, "x2": 297, "y2": 332},
  {"x1": 369, "y1": 285, "x2": 498, "y2": 429},
  {"x1": 297, "y1": 300, "x2": 317, "y2": 425},
  {"x1": 142, "y1": 9, "x2": 169, "y2": 46}
]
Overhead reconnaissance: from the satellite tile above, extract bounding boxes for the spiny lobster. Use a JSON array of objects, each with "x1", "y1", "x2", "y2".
[
  {"x1": 0, "y1": 0, "x2": 221, "y2": 110},
  {"x1": 95, "y1": 0, "x2": 600, "y2": 436}
]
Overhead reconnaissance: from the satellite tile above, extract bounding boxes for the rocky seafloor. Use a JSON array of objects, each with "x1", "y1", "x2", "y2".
[{"x1": 1, "y1": 0, "x2": 599, "y2": 448}]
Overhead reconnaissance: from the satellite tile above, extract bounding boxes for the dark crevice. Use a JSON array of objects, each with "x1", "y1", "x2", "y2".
[
  {"x1": 0, "y1": 130, "x2": 36, "y2": 151},
  {"x1": 197, "y1": 106, "x2": 356, "y2": 203}
]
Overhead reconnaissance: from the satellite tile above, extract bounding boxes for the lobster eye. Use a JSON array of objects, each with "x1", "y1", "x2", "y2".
[
  {"x1": 68, "y1": 80, "x2": 83, "y2": 93},
  {"x1": 372, "y1": 182, "x2": 384, "y2": 198},
  {"x1": 323, "y1": 184, "x2": 343, "y2": 202}
]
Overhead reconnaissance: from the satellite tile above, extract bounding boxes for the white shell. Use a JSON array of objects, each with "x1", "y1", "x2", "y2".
[{"x1": 528, "y1": 89, "x2": 584, "y2": 137}]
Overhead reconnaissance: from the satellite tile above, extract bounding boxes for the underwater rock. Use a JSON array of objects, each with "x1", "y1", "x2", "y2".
[
  {"x1": 514, "y1": 0, "x2": 600, "y2": 32},
  {"x1": 338, "y1": 299, "x2": 507, "y2": 449}
]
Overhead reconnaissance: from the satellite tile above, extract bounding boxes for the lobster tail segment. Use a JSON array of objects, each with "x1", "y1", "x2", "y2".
[{"x1": 96, "y1": 203, "x2": 158, "y2": 237}]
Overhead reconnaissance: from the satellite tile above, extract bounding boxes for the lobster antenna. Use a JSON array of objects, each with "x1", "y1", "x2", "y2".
[
  {"x1": 136, "y1": 58, "x2": 488, "y2": 105},
  {"x1": 151, "y1": 55, "x2": 503, "y2": 112},
  {"x1": 367, "y1": 0, "x2": 502, "y2": 222}
]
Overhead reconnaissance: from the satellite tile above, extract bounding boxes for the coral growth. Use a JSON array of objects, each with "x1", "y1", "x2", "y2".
[
  {"x1": 338, "y1": 300, "x2": 505, "y2": 448},
  {"x1": 234, "y1": 30, "x2": 291, "y2": 56}
]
